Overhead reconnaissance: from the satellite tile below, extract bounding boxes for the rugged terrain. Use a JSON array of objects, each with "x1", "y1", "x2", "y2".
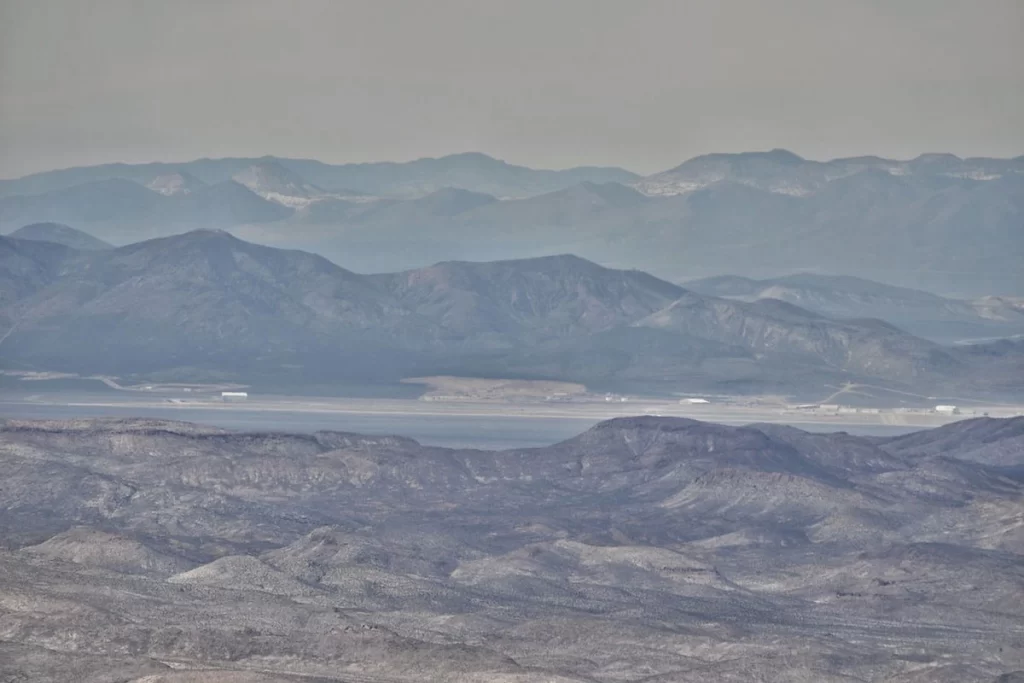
[
  {"x1": 2, "y1": 230, "x2": 1017, "y2": 398},
  {"x1": 2, "y1": 150, "x2": 1020, "y2": 294},
  {"x1": 0, "y1": 415, "x2": 1022, "y2": 682}
]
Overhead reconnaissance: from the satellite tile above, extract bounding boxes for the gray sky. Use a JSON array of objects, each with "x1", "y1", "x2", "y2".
[{"x1": 1, "y1": 0, "x2": 1022, "y2": 178}]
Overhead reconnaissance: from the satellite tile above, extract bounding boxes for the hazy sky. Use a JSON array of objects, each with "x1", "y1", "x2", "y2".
[{"x1": 1, "y1": 0, "x2": 1022, "y2": 178}]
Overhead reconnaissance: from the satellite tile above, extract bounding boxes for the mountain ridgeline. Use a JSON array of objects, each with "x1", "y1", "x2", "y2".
[
  {"x1": 1, "y1": 229, "x2": 1019, "y2": 398},
  {"x1": 7, "y1": 222, "x2": 113, "y2": 250},
  {"x1": 685, "y1": 273, "x2": 1024, "y2": 344},
  {"x1": 2, "y1": 150, "x2": 1021, "y2": 295}
]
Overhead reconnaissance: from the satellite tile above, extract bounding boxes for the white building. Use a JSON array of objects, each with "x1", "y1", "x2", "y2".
[
  {"x1": 935, "y1": 405, "x2": 959, "y2": 415},
  {"x1": 680, "y1": 398, "x2": 710, "y2": 405},
  {"x1": 221, "y1": 391, "x2": 248, "y2": 401}
]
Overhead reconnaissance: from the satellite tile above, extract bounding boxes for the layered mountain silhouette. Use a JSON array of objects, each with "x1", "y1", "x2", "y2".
[
  {"x1": 1, "y1": 150, "x2": 1019, "y2": 295},
  {"x1": 2, "y1": 229, "x2": 1018, "y2": 397},
  {"x1": 0, "y1": 152, "x2": 637, "y2": 200}
]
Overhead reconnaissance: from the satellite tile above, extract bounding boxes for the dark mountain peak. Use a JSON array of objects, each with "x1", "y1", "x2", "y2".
[
  {"x1": 110, "y1": 228, "x2": 261, "y2": 266},
  {"x1": 561, "y1": 416, "x2": 847, "y2": 482},
  {"x1": 401, "y1": 253, "x2": 629, "y2": 295},
  {"x1": 8, "y1": 222, "x2": 112, "y2": 250},
  {"x1": 411, "y1": 187, "x2": 499, "y2": 214},
  {"x1": 162, "y1": 227, "x2": 237, "y2": 242},
  {"x1": 436, "y1": 253, "x2": 686, "y2": 298},
  {"x1": 828, "y1": 154, "x2": 892, "y2": 165},
  {"x1": 672, "y1": 148, "x2": 806, "y2": 171},
  {"x1": 423, "y1": 152, "x2": 507, "y2": 170},
  {"x1": 758, "y1": 148, "x2": 805, "y2": 164},
  {"x1": 372, "y1": 253, "x2": 686, "y2": 342},
  {"x1": 570, "y1": 416, "x2": 776, "y2": 452},
  {"x1": 912, "y1": 152, "x2": 963, "y2": 164},
  {"x1": 109, "y1": 229, "x2": 353, "y2": 277},
  {"x1": 499, "y1": 252, "x2": 599, "y2": 269},
  {"x1": 442, "y1": 151, "x2": 502, "y2": 163}
]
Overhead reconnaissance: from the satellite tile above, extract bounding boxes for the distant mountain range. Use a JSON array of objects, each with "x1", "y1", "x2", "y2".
[
  {"x1": 632, "y1": 149, "x2": 1022, "y2": 196},
  {"x1": 0, "y1": 152, "x2": 637, "y2": 201},
  {"x1": 1, "y1": 150, "x2": 1020, "y2": 296},
  {"x1": 1, "y1": 229, "x2": 1020, "y2": 399}
]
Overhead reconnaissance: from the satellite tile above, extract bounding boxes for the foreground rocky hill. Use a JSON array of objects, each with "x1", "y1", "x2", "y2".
[{"x1": 1, "y1": 415, "x2": 1022, "y2": 681}]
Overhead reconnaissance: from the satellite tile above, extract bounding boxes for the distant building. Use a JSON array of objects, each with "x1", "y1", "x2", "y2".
[
  {"x1": 680, "y1": 398, "x2": 710, "y2": 405},
  {"x1": 819, "y1": 404, "x2": 840, "y2": 412},
  {"x1": 935, "y1": 405, "x2": 959, "y2": 415},
  {"x1": 221, "y1": 391, "x2": 248, "y2": 401}
]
